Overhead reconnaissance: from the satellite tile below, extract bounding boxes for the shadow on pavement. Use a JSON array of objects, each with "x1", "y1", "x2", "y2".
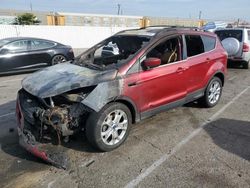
[
  {"x1": 204, "y1": 118, "x2": 250, "y2": 161},
  {"x1": 0, "y1": 100, "x2": 16, "y2": 115},
  {"x1": 183, "y1": 100, "x2": 204, "y2": 109},
  {"x1": 227, "y1": 61, "x2": 246, "y2": 69}
]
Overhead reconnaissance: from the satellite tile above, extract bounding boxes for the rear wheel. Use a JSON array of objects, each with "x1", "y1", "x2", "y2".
[
  {"x1": 200, "y1": 77, "x2": 222, "y2": 108},
  {"x1": 86, "y1": 102, "x2": 132, "y2": 151},
  {"x1": 51, "y1": 55, "x2": 66, "y2": 65}
]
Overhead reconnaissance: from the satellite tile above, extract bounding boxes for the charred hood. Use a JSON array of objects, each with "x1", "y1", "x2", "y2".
[{"x1": 22, "y1": 62, "x2": 118, "y2": 98}]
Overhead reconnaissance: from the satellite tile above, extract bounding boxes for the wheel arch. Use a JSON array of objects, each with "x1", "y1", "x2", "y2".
[
  {"x1": 110, "y1": 97, "x2": 140, "y2": 124},
  {"x1": 213, "y1": 72, "x2": 225, "y2": 86},
  {"x1": 205, "y1": 70, "x2": 225, "y2": 88}
]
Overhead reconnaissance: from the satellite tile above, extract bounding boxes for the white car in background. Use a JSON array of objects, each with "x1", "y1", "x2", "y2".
[{"x1": 215, "y1": 28, "x2": 250, "y2": 69}]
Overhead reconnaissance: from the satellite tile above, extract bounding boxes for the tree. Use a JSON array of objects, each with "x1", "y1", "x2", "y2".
[{"x1": 14, "y1": 13, "x2": 41, "y2": 25}]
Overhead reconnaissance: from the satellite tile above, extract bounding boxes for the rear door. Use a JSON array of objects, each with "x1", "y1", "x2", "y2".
[
  {"x1": 26, "y1": 39, "x2": 56, "y2": 68},
  {"x1": 184, "y1": 34, "x2": 216, "y2": 93}
]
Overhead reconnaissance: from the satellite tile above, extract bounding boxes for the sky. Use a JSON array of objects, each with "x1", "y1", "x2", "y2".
[{"x1": 1, "y1": 0, "x2": 250, "y2": 21}]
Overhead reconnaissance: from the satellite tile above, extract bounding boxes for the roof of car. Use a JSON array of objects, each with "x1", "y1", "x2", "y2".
[
  {"x1": 215, "y1": 27, "x2": 247, "y2": 31},
  {"x1": 117, "y1": 26, "x2": 216, "y2": 38},
  {"x1": 0, "y1": 37, "x2": 58, "y2": 43}
]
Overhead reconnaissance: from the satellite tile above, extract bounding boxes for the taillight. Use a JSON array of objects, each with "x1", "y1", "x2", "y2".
[{"x1": 243, "y1": 43, "x2": 250, "y2": 52}]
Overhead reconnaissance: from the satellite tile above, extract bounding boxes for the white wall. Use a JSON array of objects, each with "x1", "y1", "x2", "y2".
[{"x1": 0, "y1": 25, "x2": 136, "y2": 48}]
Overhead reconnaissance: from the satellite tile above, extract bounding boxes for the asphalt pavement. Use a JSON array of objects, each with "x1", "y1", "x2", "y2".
[{"x1": 0, "y1": 64, "x2": 249, "y2": 188}]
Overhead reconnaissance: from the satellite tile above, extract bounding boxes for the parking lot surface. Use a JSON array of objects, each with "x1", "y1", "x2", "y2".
[{"x1": 0, "y1": 66, "x2": 249, "y2": 188}]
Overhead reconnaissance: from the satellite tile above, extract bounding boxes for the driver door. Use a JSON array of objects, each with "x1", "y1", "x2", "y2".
[{"x1": 137, "y1": 36, "x2": 188, "y2": 117}]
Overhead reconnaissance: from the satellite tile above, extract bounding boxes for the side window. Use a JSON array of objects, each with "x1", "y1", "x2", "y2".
[
  {"x1": 201, "y1": 36, "x2": 216, "y2": 52},
  {"x1": 185, "y1": 35, "x2": 204, "y2": 57},
  {"x1": 248, "y1": 30, "x2": 250, "y2": 41},
  {"x1": 146, "y1": 37, "x2": 181, "y2": 65},
  {"x1": 30, "y1": 40, "x2": 55, "y2": 50},
  {"x1": 5, "y1": 40, "x2": 28, "y2": 52}
]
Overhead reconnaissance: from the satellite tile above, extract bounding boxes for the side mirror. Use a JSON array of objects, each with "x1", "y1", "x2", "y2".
[{"x1": 142, "y1": 58, "x2": 161, "y2": 69}]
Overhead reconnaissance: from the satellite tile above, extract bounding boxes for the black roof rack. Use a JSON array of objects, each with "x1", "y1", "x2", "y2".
[
  {"x1": 236, "y1": 26, "x2": 250, "y2": 29},
  {"x1": 141, "y1": 25, "x2": 204, "y2": 31}
]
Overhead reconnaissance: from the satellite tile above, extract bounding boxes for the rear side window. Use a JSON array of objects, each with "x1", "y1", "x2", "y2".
[
  {"x1": 201, "y1": 36, "x2": 216, "y2": 52},
  {"x1": 30, "y1": 40, "x2": 55, "y2": 50},
  {"x1": 185, "y1": 35, "x2": 204, "y2": 57},
  {"x1": 215, "y1": 30, "x2": 243, "y2": 42}
]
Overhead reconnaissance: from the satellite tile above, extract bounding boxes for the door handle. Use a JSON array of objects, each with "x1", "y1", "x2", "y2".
[
  {"x1": 176, "y1": 67, "x2": 184, "y2": 73},
  {"x1": 128, "y1": 82, "x2": 137, "y2": 87}
]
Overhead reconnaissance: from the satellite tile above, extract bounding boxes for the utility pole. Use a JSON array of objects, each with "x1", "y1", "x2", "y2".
[
  {"x1": 199, "y1": 10, "x2": 202, "y2": 19},
  {"x1": 117, "y1": 4, "x2": 121, "y2": 15},
  {"x1": 30, "y1": 2, "x2": 33, "y2": 12}
]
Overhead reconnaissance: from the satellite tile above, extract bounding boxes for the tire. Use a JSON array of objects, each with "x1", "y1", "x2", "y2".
[
  {"x1": 243, "y1": 61, "x2": 249, "y2": 69},
  {"x1": 85, "y1": 102, "x2": 132, "y2": 151},
  {"x1": 51, "y1": 55, "x2": 67, "y2": 65},
  {"x1": 200, "y1": 77, "x2": 222, "y2": 108},
  {"x1": 221, "y1": 38, "x2": 240, "y2": 56}
]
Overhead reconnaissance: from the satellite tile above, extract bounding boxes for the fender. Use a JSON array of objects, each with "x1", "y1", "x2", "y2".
[
  {"x1": 114, "y1": 95, "x2": 141, "y2": 123},
  {"x1": 203, "y1": 61, "x2": 225, "y2": 88}
]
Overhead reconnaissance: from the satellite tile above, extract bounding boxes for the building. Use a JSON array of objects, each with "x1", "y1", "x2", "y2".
[{"x1": 0, "y1": 9, "x2": 204, "y2": 27}]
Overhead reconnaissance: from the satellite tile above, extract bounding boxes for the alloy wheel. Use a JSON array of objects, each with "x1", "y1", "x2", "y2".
[
  {"x1": 208, "y1": 80, "x2": 221, "y2": 105},
  {"x1": 101, "y1": 110, "x2": 128, "y2": 146}
]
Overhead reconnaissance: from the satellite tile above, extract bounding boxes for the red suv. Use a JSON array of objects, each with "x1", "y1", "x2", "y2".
[{"x1": 16, "y1": 27, "x2": 227, "y2": 167}]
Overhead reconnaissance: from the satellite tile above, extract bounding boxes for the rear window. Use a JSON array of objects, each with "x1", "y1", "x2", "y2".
[
  {"x1": 201, "y1": 36, "x2": 216, "y2": 52},
  {"x1": 215, "y1": 30, "x2": 243, "y2": 42},
  {"x1": 30, "y1": 40, "x2": 55, "y2": 50}
]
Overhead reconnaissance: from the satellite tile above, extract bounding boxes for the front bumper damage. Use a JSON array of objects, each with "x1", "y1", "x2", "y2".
[
  {"x1": 17, "y1": 126, "x2": 68, "y2": 169},
  {"x1": 16, "y1": 89, "x2": 91, "y2": 169}
]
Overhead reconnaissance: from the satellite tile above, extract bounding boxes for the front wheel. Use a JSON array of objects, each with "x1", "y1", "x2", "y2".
[
  {"x1": 85, "y1": 102, "x2": 132, "y2": 151},
  {"x1": 200, "y1": 77, "x2": 222, "y2": 108}
]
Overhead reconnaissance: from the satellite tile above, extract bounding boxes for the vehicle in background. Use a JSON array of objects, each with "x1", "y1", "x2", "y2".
[
  {"x1": 202, "y1": 21, "x2": 228, "y2": 32},
  {"x1": 215, "y1": 28, "x2": 250, "y2": 69},
  {"x1": 0, "y1": 37, "x2": 74, "y2": 75},
  {"x1": 16, "y1": 27, "x2": 227, "y2": 168}
]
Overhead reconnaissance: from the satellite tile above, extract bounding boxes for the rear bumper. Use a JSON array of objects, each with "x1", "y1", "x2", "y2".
[
  {"x1": 228, "y1": 56, "x2": 248, "y2": 62},
  {"x1": 16, "y1": 90, "x2": 68, "y2": 169}
]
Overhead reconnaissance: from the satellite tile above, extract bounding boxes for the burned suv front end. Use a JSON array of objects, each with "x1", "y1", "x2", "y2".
[{"x1": 16, "y1": 62, "x2": 119, "y2": 168}]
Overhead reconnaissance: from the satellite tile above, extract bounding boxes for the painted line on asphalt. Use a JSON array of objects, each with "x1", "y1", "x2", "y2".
[
  {"x1": 228, "y1": 76, "x2": 237, "y2": 81},
  {"x1": 124, "y1": 86, "x2": 250, "y2": 188},
  {"x1": 0, "y1": 112, "x2": 15, "y2": 118}
]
